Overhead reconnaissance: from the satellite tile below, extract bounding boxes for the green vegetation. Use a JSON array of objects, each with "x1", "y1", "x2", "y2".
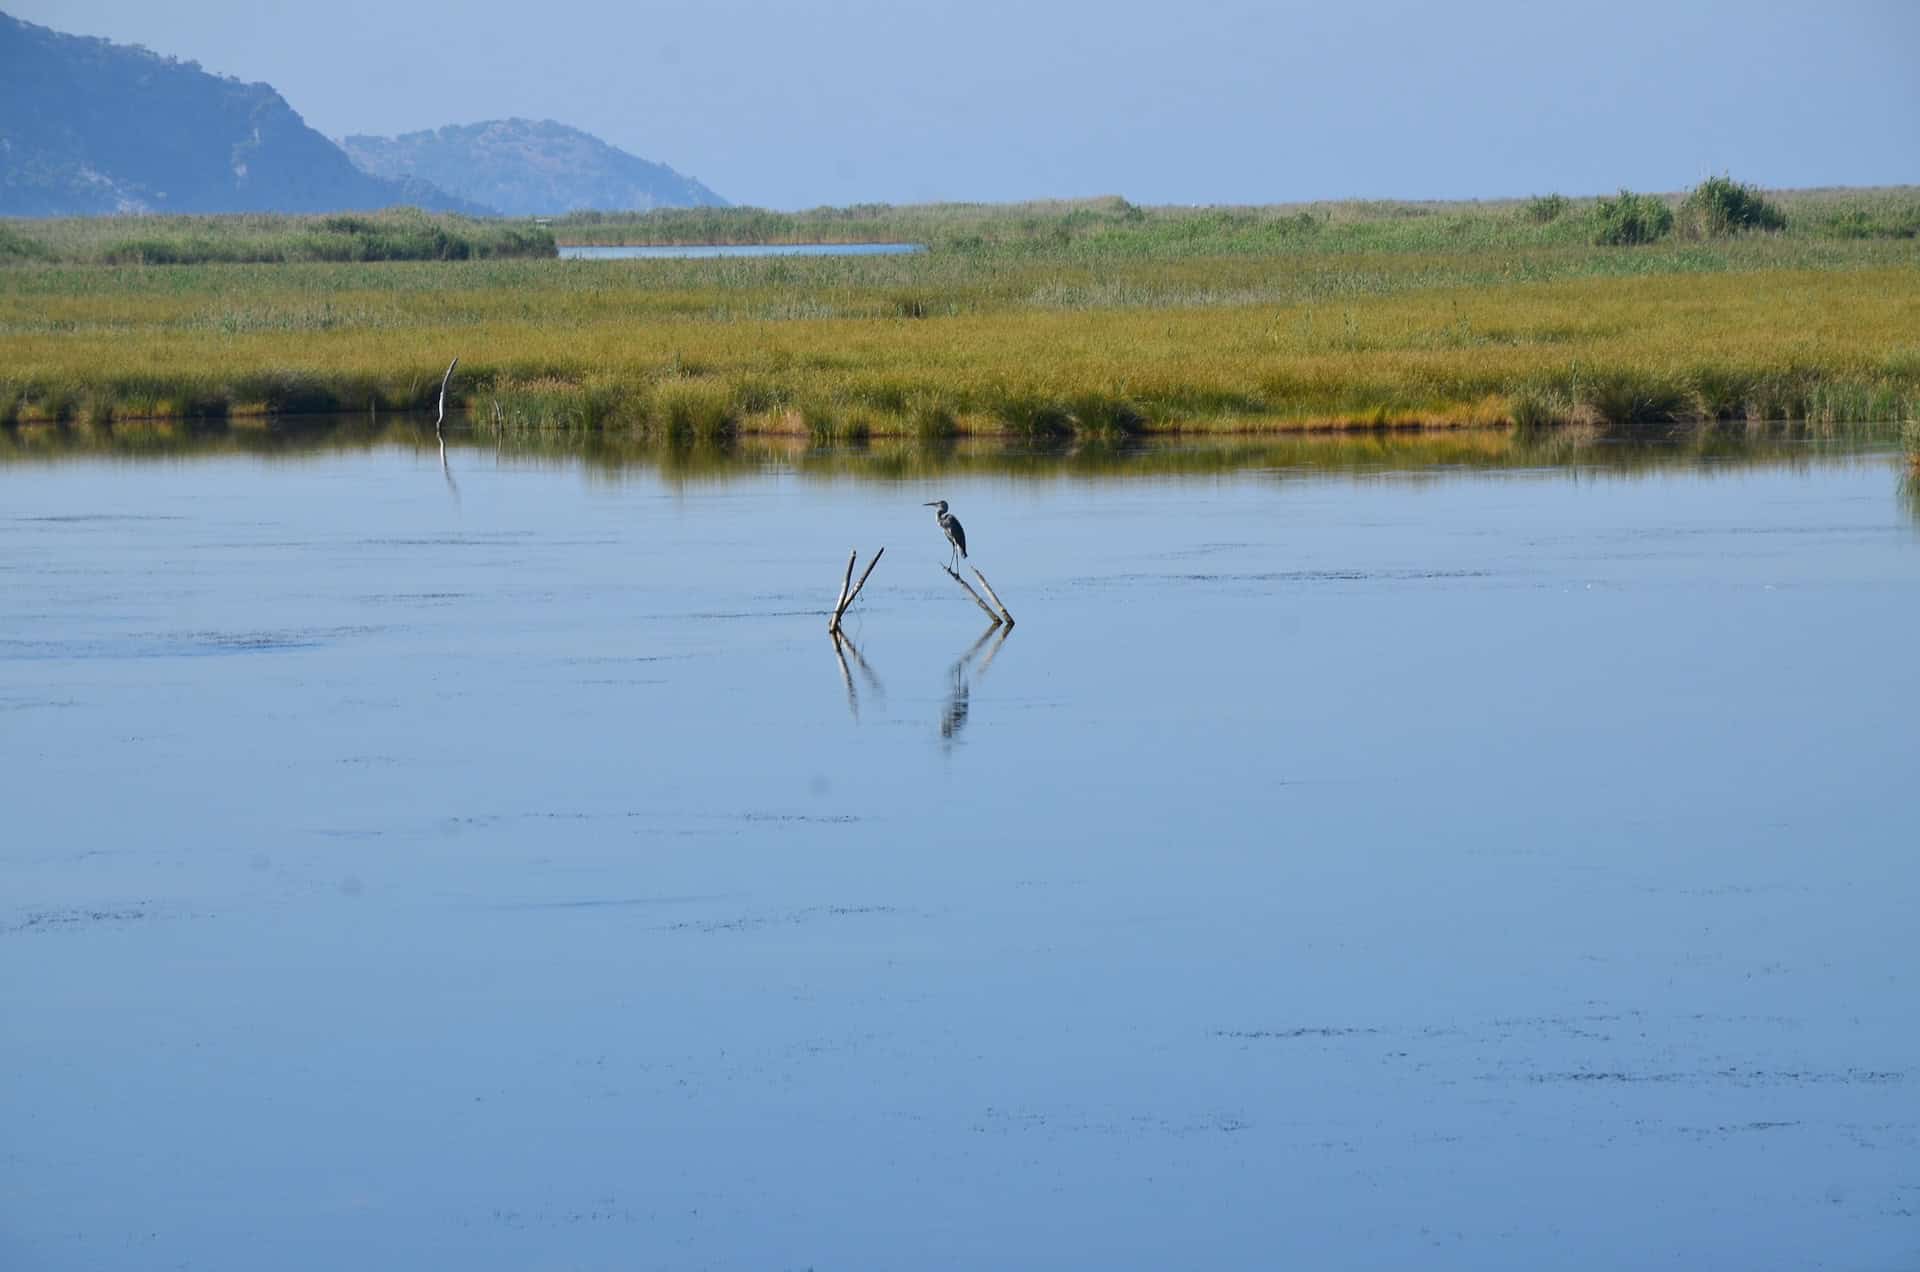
[
  {"x1": 0, "y1": 210, "x2": 555, "y2": 265},
  {"x1": 553, "y1": 186, "x2": 1919, "y2": 252},
  {"x1": 1590, "y1": 189, "x2": 1675, "y2": 246},
  {"x1": 3, "y1": 189, "x2": 1916, "y2": 440},
  {"x1": 1789, "y1": 192, "x2": 1920, "y2": 241},
  {"x1": 1680, "y1": 176, "x2": 1786, "y2": 238},
  {"x1": 0, "y1": 224, "x2": 52, "y2": 262},
  {"x1": 1523, "y1": 194, "x2": 1570, "y2": 224},
  {"x1": 559, "y1": 195, "x2": 1578, "y2": 255}
]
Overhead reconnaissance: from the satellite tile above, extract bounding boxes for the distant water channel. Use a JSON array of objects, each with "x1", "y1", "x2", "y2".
[
  {"x1": 3, "y1": 425, "x2": 1916, "y2": 1271},
  {"x1": 558, "y1": 241, "x2": 927, "y2": 260}
]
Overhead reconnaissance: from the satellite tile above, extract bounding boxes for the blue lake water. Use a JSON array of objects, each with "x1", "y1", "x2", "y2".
[
  {"x1": 2, "y1": 430, "x2": 1917, "y2": 1270},
  {"x1": 557, "y1": 242, "x2": 928, "y2": 260}
]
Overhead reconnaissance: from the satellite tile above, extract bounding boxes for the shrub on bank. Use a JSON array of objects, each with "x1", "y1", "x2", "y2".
[
  {"x1": 1591, "y1": 189, "x2": 1674, "y2": 245},
  {"x1": 1680, "y1": 175, "x2": 1786, "y2": 238}
]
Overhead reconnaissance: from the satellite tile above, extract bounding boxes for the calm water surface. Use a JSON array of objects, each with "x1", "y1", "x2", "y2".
[
  {"x1": 557, "y1": 242, "x2": 927, "y2": 260},
  {"x1": 2, "y1": 430, "x2": 1916, "y2": 1270}
]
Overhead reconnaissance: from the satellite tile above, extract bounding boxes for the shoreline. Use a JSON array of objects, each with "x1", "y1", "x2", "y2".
[
  {"x1": 4, "y1": 365, "x2": 1911, "y2": 439},
  {"x1": 4, "y1": 409, "x2": 1905, "y2": 447}
]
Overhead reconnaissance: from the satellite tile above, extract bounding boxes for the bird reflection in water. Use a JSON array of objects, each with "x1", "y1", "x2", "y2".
[
  {"x1": 829, "y1": 629, "x2": 886, "y2": 722},
  {"x1": 941, "y1": 622, "x2": 1010, "y2": 750}
]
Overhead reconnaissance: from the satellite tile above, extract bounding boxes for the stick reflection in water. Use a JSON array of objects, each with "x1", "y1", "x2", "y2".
[
  {"x1": 942, "y1": 622, "x2": 1011, "y2": 751},
  {"x1": 829, "y1": 630, "x2": 885, "y2": 722},
  {"x1": 826, "y1": 622, "x2": 1010, "y2": 749},
  {"x1": 437, "y1": 434, "x2": 460, "y2": 503},
  {"x1": 435, "y1": 355, "x2": 461, "y2": 504}
]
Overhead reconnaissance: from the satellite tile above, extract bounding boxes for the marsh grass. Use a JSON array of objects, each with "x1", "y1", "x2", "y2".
[
  {"x1": 1523, "y1": 194, "x2": 1571, "y2": 224},
  {"x1": 553, "y1": 188, "x2": 1920, "y2": 257},
  {"x1": 4, "y1": 194, "x2": 1917, "y2": 439},
  {"x1": 3, "y1": 210, "x2": 555, "y2": 265},
  {"x1": 5, "y1": 263, "x2": 1915, "y2": 436}
]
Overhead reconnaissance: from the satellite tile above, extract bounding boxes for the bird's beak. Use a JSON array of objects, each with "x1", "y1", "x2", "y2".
[{"x1": 922, "y1": 501, "x2": 939, "y2": 506}]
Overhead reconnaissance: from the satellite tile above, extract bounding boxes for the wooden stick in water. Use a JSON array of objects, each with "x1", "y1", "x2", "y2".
[
  {"x1": 841, "y1": 546, "x2": 884, "y2": 621},
  {"x1": 942, "y1": 563, "x2": 1003, "y2": 626},
  {"x1": 970, "y1": 566, "x2": 1015, "y2": 629},
  {"x1": 435, "y1": 355, "x2": 459, "y2": 433},
  {"x1": 829, "y1": 547, "x2": 885, "y2": 633},
  {"x1": 829, "y1": 549, "x2": 857, "y2": 633}
]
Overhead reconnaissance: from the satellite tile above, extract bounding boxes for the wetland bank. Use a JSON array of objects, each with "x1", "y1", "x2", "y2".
[{"x1": 4, "y1": 185, "x2": 1919, "y2": 439}]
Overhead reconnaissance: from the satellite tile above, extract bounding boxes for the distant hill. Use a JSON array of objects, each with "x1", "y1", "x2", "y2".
[
  {"x1": 0, "y1": 12, "x2": 489, "y2": 216},
  {"x1": 342, "y1": 119, "x2": 728, "y2": 216}
]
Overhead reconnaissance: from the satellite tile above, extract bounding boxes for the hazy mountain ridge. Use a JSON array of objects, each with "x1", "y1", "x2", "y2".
[
  {"x1": 0, "y1": 11, "x2": 488, "y2": 216},
  {"x1": 342, "y1": 119, "x2": 727, "y2": 216}
]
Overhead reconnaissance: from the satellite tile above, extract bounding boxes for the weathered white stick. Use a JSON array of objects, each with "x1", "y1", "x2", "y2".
[
  {"x1": 942, "y1": 563, "x2": 1003, "y2": 625},
  {"x1": 970, "y1": 566, "x2": 1015, "y2": 628},
  {"x1": 841, "y1": 546, "x2": 884, "y2": 621},
  {"x1": 828, "y1": 549, "x2": 857, "y2": 632},
  {"x1": 829, "y1": 546, "x2": 885, "y2": 633},
  {"x1": 435, "y1": 355, "x2": 460, "y2": 433}
]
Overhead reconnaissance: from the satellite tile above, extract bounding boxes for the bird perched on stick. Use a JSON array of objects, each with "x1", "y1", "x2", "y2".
[{"x1": 923, "y1": 500, "x2": 967, "y2": 570}]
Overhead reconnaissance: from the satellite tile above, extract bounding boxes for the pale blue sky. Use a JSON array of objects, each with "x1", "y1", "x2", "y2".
[{"x1": 13, "y1": 0, "x2": 1918, "y2": 208}]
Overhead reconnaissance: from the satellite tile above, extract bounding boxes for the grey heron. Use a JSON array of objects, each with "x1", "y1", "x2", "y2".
[{"x1": 923, "y1": 500, "x2": 967, "y2": 570}]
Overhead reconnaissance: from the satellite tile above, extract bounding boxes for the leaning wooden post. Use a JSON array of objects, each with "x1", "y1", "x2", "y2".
[
  {"x1": 941, "y1": 564, "x2": 1003, "y2": 626},
  {"x1": 841, "y1": 547, "x2": 884, "y2": 619},
  {"x1": 970, "y1": 566, "x2": 1015, "y2": 629},
  {"x1": 828, "y1": 549, "x2": 857, "y2": 632},
  {"x1": 829, "y1": 547, "x2": 885, "y2": 634},
  {"x1": 435, "y1": 355, "x2": 459, "y2": 434}
]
